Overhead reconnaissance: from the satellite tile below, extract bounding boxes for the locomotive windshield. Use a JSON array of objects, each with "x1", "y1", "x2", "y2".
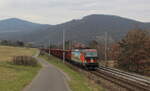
[{"x1": 85, "y1": 51, "x2": 97, "y2": 57}]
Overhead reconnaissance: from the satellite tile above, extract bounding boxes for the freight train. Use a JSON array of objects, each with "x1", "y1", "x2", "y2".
[{"x1": 41, "y1": 48, "x2": 99, "y2": 69}]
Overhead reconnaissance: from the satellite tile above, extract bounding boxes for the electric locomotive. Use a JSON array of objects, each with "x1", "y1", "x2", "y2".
[{"x1": 71, "y1": 49, "x2": 99, "y2": 69}]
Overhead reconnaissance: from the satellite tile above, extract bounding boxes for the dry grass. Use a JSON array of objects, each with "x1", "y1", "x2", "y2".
[{"x1": 0, "y1": 46, "x2": 36, "y2": 62}]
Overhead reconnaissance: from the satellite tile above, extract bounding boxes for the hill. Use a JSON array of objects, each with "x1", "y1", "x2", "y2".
[
  {"x1": 0, "y1": 15, "x2": 150, "y2": 45},
  {"x1": 0, "y1": 18, "x2": 50, "y2": 33}
]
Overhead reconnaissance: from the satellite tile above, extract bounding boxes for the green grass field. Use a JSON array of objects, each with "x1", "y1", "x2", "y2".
[
  {"x1": 0, "y1": 46, "x2": 41, "y2": 91},
  {"x1": 40, "y1": 54, "x2": 105, "y2": 91}
]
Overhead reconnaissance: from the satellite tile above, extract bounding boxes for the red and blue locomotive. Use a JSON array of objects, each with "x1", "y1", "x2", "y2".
[{"x1": 70, "y1": 49, "x2": 99, "y2": 69}]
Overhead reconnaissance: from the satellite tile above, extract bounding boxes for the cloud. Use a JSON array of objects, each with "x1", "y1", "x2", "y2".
[{"x1": 0, "y1": 0, "x2": 149, "y2": 24}]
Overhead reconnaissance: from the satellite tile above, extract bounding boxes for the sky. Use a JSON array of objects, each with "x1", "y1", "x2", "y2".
[{"x1": 0, "y1": 0, "x2": 150, "y2": 24}]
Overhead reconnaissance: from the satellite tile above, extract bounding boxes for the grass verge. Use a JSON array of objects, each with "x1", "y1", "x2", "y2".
[
  {"x1": 0, "y1": 62, "x2": 41, "y2": 91},
  {"x1": 40, "y1": 54, "x2": 105, "y2": 91}
]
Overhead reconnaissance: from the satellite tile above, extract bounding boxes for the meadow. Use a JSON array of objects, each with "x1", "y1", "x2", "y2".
[{"x1": 0, "y1": 46, "x2": 36, "y2": 62}]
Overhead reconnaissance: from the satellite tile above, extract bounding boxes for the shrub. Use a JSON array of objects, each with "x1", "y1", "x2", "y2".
[{"x1": 12, "y1": 56, "x2": 38, "y2": 66}]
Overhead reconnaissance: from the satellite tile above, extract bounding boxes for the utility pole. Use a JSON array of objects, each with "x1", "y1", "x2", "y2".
[
  {"x1": 49, "y1": 40, "x2": 51, "y2": 55},
  {"x1": 70, "y1": 40, "x2": 72, "y2": 50},
  {"x1": 63, "y1": 29, "x2": 65, "y2": 63},
  {"x1": 58, "y1": 31, "x2": 59, "y2": 49},
  {"x1": 105, "y1": 32, "x2": 108, "y2": 61},
  {"x1": 68, "y1": 40, "x2": 70, "y2": 50}
]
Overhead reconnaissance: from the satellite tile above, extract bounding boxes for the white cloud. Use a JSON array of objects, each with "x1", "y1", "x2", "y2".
[{"x1": 0, "y1": 0, "x2": 149, "y2": 24}]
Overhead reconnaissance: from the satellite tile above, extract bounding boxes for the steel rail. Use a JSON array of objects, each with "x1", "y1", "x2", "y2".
[
  {"x1": 96, "y1": 66, "x2": 150, "y2": 91},
  {"x1": 99, "y1": 65, "x2": 150, "y2": 83}
]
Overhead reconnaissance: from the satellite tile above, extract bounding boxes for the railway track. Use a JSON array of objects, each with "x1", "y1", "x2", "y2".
[{"x1": 91, "y1": 66, "x2": 150, "y2": 91}]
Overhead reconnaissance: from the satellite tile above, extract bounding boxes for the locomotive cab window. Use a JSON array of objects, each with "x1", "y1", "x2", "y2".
[{"x1": 85, "y1": 52, "x2": 97, "y2": 57}]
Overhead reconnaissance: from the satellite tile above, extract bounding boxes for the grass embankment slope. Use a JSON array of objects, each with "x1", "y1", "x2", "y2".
[
  {"x1": 0, "y1": 46, "x2": 41, "y2": 91},
  {"x1": 41, "y1": 54, "x2": 105, "y2": 91}
]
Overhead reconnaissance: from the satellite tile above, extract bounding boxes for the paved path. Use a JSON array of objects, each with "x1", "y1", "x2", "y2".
[{"x1": 23, "y1": 56, "x2": 70, "y2": 91}]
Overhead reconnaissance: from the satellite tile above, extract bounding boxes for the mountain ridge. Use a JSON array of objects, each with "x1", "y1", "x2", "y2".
[{"x1": 0, "y1": 14, "x2": 149, "y2": 45}]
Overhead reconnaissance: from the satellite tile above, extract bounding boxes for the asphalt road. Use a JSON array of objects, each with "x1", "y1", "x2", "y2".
[{"x1": 23, "y1": 56, "x2": 70, "y2": 91}]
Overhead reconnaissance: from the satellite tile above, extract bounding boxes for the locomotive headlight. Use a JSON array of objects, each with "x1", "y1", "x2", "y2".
[{"x1": 91, "y1": 58, "x2": 94, "y2": 63}]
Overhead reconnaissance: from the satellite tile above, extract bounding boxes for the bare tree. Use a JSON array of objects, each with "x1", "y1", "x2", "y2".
[{"x1": 118, "y1": 29, "x2": 150, "y2": 74}]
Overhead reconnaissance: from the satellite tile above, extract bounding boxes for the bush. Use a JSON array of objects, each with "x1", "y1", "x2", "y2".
[{"x1": 12, "y1": 56, "x2": 38, "y2": 66}]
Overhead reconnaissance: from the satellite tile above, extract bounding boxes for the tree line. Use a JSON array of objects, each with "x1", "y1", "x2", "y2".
[
  {"x1": 0, "y1": 40, "x2": 34, "y2": 48},
  {"x1": 89, "y1": 29, "x2": 150, "y2": 76}
]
